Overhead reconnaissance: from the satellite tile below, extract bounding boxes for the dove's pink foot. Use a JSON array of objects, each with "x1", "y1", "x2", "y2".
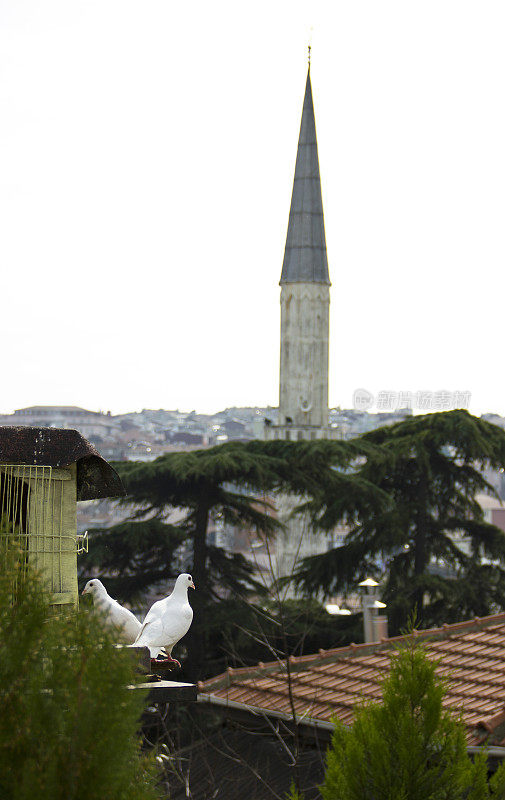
[{"x1": 151, "y1": 655, "x2": 181, "y2": 671}]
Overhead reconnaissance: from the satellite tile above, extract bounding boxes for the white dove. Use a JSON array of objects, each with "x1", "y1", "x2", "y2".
[
  {"x1": 132, "y1": 573, "x2": 195, "y2": 668},
  {"x1": 82, "y1": 579, "x2": 141, "y2": 644}
]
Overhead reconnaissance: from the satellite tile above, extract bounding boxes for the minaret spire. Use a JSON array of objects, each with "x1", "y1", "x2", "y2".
[
  {"x1": 265, "y1": 61, "x2": 336, "y2": 585},
  {"x1": 280, "y1": 66, "x2": 330, "y2": 286},
  {"x1": 269, "y1": 66, "x2": 332, "y2": 437}
]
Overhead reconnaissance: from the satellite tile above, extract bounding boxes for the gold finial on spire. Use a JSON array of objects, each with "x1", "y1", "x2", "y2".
[{"x1": 308, "y1": 44, "x2": 311, "y2": 71}]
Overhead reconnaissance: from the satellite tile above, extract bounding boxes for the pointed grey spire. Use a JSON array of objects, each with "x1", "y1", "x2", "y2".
[{"x1": 280, "y1": 70, "x2": 330, "y2": 285}]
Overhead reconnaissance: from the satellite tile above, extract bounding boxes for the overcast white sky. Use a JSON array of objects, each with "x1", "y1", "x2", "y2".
[{"x1": 1, "y1": 1, "x2": 504, "y2": 416}]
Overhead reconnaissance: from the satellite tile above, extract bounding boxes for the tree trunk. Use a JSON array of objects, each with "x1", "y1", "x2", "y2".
[
  {"x1": 413, "y1": 476, "x2": 429, "y2": 619},
  {"x1": 185, "y1": 499, "x2": 210, "y2": 682}
]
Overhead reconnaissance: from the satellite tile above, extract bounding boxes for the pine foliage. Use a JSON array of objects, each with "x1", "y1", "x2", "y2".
[
  {"x1": 320, "y1": 637, "x2": 505, "y2": 800},
  {"x1": 295, "y1": 411, "x2": 505, "y2": 632},
  {"x1": 80, "y1": 439, "x2": 386, "y2": 679},
  {"x1": 0, "y1": 553, "x2": 158, "y2": 800}
]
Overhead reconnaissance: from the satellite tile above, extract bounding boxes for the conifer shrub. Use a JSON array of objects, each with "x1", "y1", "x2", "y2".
[
  {"x1": 320, "y1": 636, "x2": 505, "y2": 800},
  {"x1": 0, "y1": 552, "x2": 159, "y2": 800},
  {"x1": 285, "y1": 780, "x2": 305, "y2": 799}
]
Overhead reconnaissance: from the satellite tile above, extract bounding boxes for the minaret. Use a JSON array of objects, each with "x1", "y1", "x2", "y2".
[{"x1": 267, "y1": 63, "x2": 333, "y2": 441}]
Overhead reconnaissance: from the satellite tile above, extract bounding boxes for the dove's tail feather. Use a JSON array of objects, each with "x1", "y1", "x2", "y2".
[
  {"x1": 126, "y1": 643, "x2": 167, "y2": 658},
  {"x1": 149, "y1": 646, "x2": 166, "y2": 659}
]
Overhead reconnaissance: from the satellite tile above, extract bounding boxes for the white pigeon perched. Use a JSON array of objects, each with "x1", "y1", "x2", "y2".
[
  {"x1": 82, "y1": 579, "x2": 142, "y2": 644},
  {"x1": 132, "y1": 573, "x2": 195, "y2": 667}
]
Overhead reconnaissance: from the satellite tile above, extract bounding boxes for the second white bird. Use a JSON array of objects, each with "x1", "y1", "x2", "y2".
[
  {"x1": 133, "y1": 573, "x2": 195, "y2": 666},
  {"x1": 82, "y1": 578, "x2": 141, "y2": 643}
]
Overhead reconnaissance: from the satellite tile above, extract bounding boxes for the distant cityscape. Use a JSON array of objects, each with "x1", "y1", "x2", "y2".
[
  {"x1": 0, "y1": 404, "x2": 434, "y2": 546},
  {"x1": 2, "y1": 405, "x2": 505, "y2": 548},
  {"x1": 0, "y1": 403, "x2": 425, "y2": 461},
  {"x1": 2, "y1": 404, "x2": 505, "y2": 461}
]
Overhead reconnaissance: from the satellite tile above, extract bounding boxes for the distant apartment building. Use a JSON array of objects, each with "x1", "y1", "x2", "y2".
[
  {"x1": 476, "y1": 493, "x2": 505, "y2": 534},
  {"x1": 0, "y1": 406, "x2": 119, "y2": 441},
  {"x1": 328, "y1": 408, "x2": 413, "y2": 439}
]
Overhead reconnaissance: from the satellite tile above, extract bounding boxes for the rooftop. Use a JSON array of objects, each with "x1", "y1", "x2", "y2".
[
  {"x1": 0, "y1": 426, "x2": 124, "y2": 500},
  {"x1": 199, "y1": 612, "x2": 505, "y2": 747},
  {"x1": 12, "y1": 406, "x2": 107, "y2": 416}
]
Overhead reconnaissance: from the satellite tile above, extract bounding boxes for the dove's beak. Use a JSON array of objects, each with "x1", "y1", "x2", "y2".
[
  {"x1": 81, "y1": 586, "x2": 89, "y2": 595},
  {"x1": 190, "y1": 581, "x2": 196, "y2": 590}
]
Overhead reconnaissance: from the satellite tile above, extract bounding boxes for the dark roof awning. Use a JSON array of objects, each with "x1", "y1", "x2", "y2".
[{"x1": 0, "y1": 426, "x2": 125, "y2": 500}]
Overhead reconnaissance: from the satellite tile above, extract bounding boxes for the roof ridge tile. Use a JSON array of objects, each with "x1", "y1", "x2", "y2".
[{"x1": 201, "y1": 613, "x2": 505, "y2": 697}]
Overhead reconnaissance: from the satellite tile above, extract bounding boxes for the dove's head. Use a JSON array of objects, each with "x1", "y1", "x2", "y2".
[
  {"x1": 82, "y1": 579, "x2": 107, "y2": 597},
  {"x1": 175, "y1": 573, "x2": 196, "y2": 592}
]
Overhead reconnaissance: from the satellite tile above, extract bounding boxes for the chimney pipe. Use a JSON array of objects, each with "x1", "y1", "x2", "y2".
[
  {"x1": 373, "y1": 615, "x2": 388, "y2": 641},
  {"x1": 359, "y1": 578, "x2": 386, "y2": 643}
]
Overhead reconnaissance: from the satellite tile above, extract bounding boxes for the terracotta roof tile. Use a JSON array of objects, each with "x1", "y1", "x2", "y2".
[{"x1": 200, "y1": 613, "x2": 505, "y2": 746}]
